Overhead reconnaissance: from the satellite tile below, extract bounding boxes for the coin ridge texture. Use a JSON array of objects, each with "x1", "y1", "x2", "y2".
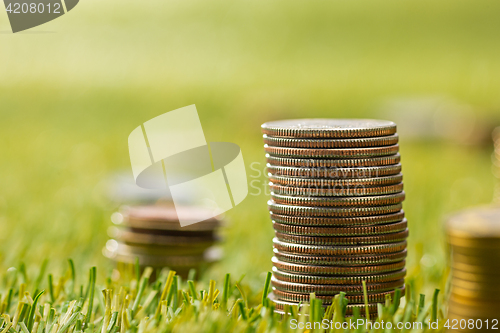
[
  {"x1": 275, "y1": 229, "x2": 409, "y2": 245},
  {"x1": 272, "y1": 256, "x2": 406, "y2": 275},
  {"x1": 266, "y1": 164, "x2": 402, "y2": 178},
  {"x1": 266, "y1": 154, "x2": 401, "y2": 168},
  {"x1": 264, "y1": 144, "x2": 399, "y2": 159},
  {"x1": 272, "y1": 287, "x2": 405, "y2": 304},
  {"x1": 263, "y1": 133, "x2": 399, "y2": 148},
  {"x1": 261, "y1": 119, "x2": 397, "y2": 139},
  {"x1": 269, "y1": 174, "x2": 403, "y2": 187},
  {"x1": 270, "y1": 211, "x2": 405, "y2": 226},
  {"x1": 272, "y1": 219, "x2": 408, "y2": 236},
  {"x1": 262, "y1": 118, "x2": 406, "y2": 311},
  {"x1": 273, "y1": 248, "x2": 408, "y2": 266},
  {"x1": 269, "y1": 182, "x2": 404, "y2": 197},
  {"x1": 271, "y1": 192, "x2": 405, "y2": 207},
  {"x1": 273, "y1": 238, "x2": 408, "y2": 255},
  {"x1": 272, "y1": 267, "x2": 407, "y2": 285},
  {"x1": 271, "y1": 276, "x2": 406, "y2": 294},
  {"x1": 269, "y1": 293, "x2": 379, "y2": 313},
  {"x1": 268, "y1": 201, "x2": 403, "y2": 217}
]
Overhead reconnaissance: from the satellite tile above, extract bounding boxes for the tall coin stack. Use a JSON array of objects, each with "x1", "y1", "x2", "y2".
[
  {"x1": 493, "y1": 127, "x2": 500, "y2": 204},
  {"x1": 447, "y1": 207, "x2": 500, "y2": 329},
  {"x1": 261, "y1": 119, "x2": 408, "y2": 316},
  {"x1": 104, "y1": 204, "x2": 222, "y2": 278}
]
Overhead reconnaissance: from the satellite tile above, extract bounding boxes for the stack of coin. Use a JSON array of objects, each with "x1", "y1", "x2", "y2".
[
  {"x1": 261, "y1": 119, "x2": 407, "y2": 316},
  {"x1": 447, "y1": 207, "x2": 500, "y2": 328},
  {"x1": 493, "y1": 127, "x2": 500, "y2": 204},
  {"x1": 104, "y1": 204, "x2": 222, "y2": 278}
]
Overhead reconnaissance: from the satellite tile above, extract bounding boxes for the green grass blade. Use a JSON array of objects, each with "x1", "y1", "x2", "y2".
[
  {"x1": 390, "y1": 288, "x2": 402, "y2": 315},
  {"x1": 418, "y1": 294, "x2": 425, "y2": 318},
  {"x1": 27, "y1": 290, "x2": 44, "y2": 331},
  {"x1": 188, "y1": 281, "x2": 197, "y2": 301},
  {"x1": 237, "y1": 301, "x2": 247, "y2": 320},
  {"x1": 222, "y1": 273, "x2": 230, "y2": 310},
  {"x1": 33, "y1": 260, "x2": 48, "y2": 295},
  {"x1": 431, "y1": 289, "x2": 440, "y2": 322},
  {"x1": 84, "y1": 267, "x2": 96, "y2": 328},
  {"x1": 67, "y1": 259, "x2": 76, "y2": 298},
  {"x1": 362, "y1": 280, "x2": 370, "y2": 321},
  {"x1": 131, "y1": 275, "x2": 149, "y2": 318},
  {"x1": 261, "y1": 272, "x2": 272, "y2": 307},
  {"x1": 48, "y1": 274, "x2": 55, "y2": 303},
  {"x1": 106, "y1": 312, "x2": 118, "y2": 333}
]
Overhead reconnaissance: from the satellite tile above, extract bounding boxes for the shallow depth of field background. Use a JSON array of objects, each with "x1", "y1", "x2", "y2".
[{"x1": 0, "y1": 0, "x2": 499, "y2": 298}]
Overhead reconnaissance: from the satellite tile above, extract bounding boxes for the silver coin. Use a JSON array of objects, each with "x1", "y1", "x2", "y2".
[
  {"x1": 270, "y1": 211, "x2": 405, "y2": 226},
  {"x1": 269, "y1": 182, "x2": 404, "y2": 197},
  {"x1": 268, "y1": 200, "x2": 403, "y2": 217},
  {"x1": 261, "y1": 119, "x2": 397, "y2": 138},
  {"x1": 263, "y1": 134, "x2": 399, "y2": 148},
  {"x1": 269, "y1": 173, "x2": 403, "y2": 188},
  {"x1": 271, "y1": 191, "x2": 405, "y2": 207},
  {"x1": 264, "y1": 144, "x2": 399, "y2": 159},
  {"x1": 273, "y1": 238, "x2": 408, "y2": 256},
  {"x1": 266, "y1": 153, "x2": 401, "y2": 168},
  {"x1": 266, "y1": 164, "x2": 401, "y2": 178}
]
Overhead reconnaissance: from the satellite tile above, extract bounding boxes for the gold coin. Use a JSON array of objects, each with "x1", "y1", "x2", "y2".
[
  {"x1": 449, "y1": 237, "x2": 500, "y2": 249},
  {"x1": 452, "y1": 262, "x2": 500, "y2": 275},
  {"x1": 451, "y1": 244, "x2": 500, "y2": 257},
  {"x1": 447, "y1": 206, "x2": 500, "y2": 239},
  {"x1": 451, "y1": 272, "x2": 500, "y2": 285},
  {"x1": 452, "y1": 252, "x2": 500, "y2": 265},
  {"x1": 448, "y1": 299, "x2": 500, "y2": 318},
  {"x1": 451, "y1": 278, "x2": 500, "y2": 292},
  {"x1": 449, "y1": 293, "x2": 500, "y2": 307},
  {"x1": 450, "y1": 283, "x2": 500, "y2": 299}
]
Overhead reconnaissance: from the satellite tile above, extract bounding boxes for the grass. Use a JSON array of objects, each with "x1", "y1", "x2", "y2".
[
  {"x1": 0, "y1": 262, "x2": 447, "y2": 333},
  {"x1": 1, "y1": 0, "x2": 500, "y2": 331}
]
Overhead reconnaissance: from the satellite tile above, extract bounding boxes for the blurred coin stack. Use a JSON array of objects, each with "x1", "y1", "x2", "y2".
[
  {"x1": 104, "y1": 205, "x2": 222, "y2": 278},
  {"x1": 493, "y1": 127, "x2": 500, "y2": 204},
  {"x1": 261, "y1": 119, "x2": 408, "y2": 316},
  {"x1": 447, "y1": 207, "x2": 500, "y2": 329}
]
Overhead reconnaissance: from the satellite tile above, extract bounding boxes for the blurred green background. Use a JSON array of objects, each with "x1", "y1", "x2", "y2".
[{"x1": 1, "y1": 0, "x2": 499, "y2": 296}]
